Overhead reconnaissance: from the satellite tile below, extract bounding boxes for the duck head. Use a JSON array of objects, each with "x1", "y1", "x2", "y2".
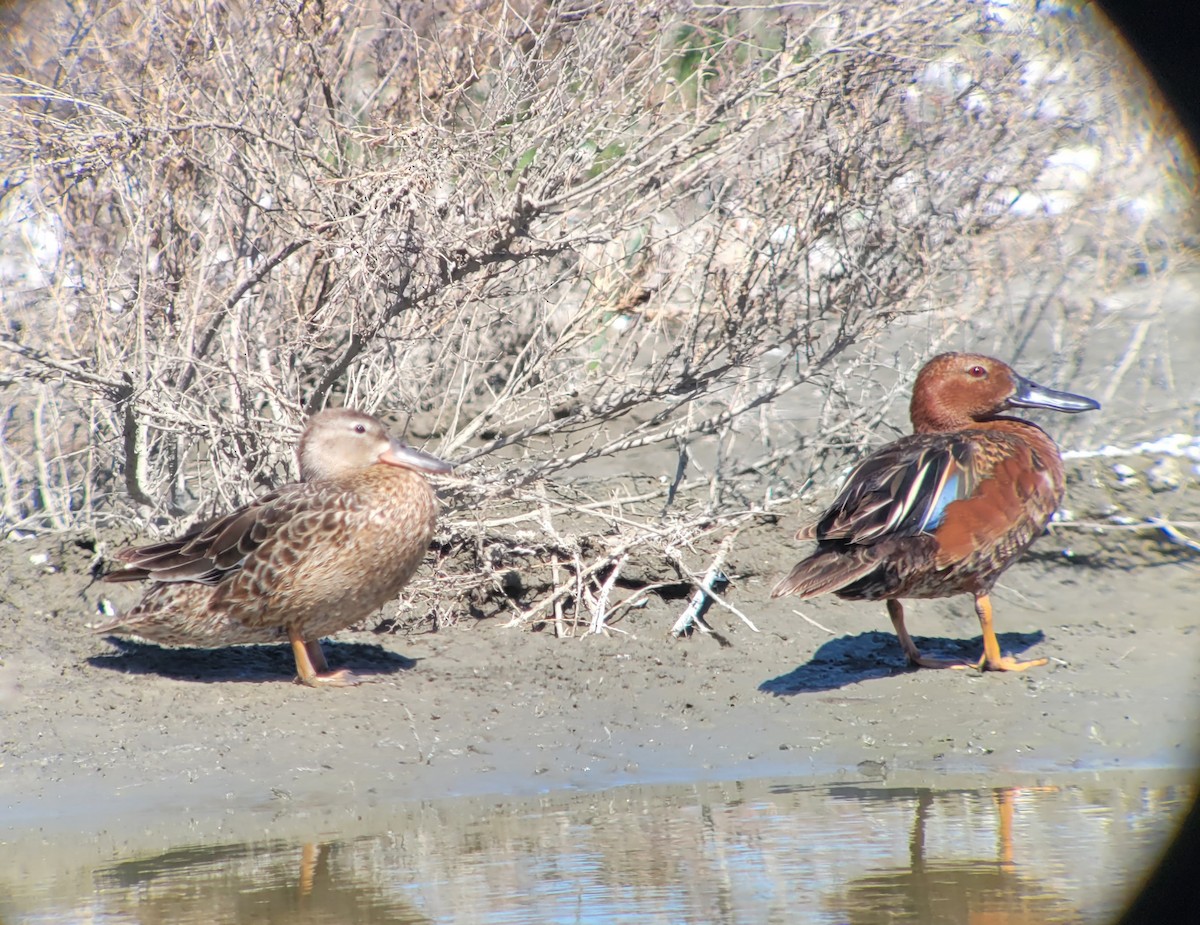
[
  {"x1": 910, "y1": 353, "x2": 1100, "y2": 433},
  {"x1": 298, "y1": 408, "x2": 453, "y2": 481}
]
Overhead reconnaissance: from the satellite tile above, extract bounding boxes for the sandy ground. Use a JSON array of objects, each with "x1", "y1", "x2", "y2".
[{"x1": 2, "y1": 455, "x2": 1198, "y2": 855}]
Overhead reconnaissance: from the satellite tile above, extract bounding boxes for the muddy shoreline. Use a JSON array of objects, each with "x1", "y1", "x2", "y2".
[{"x1": 3, "y1": 457, "x2": 1198, "y2": 853}]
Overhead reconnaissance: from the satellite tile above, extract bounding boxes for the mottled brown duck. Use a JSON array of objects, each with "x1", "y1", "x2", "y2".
[
  {"x1": 97, "y1": 408, "x2": 452, "y2": 687},
  {"x1": 772, "y1": 353, "x2": 1099, "y2": 672}
]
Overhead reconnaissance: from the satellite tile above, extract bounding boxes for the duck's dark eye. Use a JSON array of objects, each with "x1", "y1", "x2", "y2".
[
  {"x1": 968, "y1": 365, "x2": 987, "y2": 378},
  {"x1": 354, "y1": 424, "x2": 367, "y2": 434}
]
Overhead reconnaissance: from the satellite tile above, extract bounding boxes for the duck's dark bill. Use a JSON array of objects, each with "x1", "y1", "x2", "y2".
[
  {"x1": 381, "y1": 439, "x2": 454, "y2": 474},
  {"x1": 1008, "y1": 374, "x2": 1101, "y2": 414}
]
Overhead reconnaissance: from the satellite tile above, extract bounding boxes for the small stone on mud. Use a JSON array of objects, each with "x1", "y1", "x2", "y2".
[
  {"x1": 1145, "y1": 457, "x2": 1182, "y2": 493},
  {"x1": 1111, "y1": 463, "x2": 1139, "y2": 489}
]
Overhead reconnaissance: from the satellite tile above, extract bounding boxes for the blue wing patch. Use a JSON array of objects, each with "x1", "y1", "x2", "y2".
[{"x1": 919, "y1": 470, "x2": 960, "y2": 532}]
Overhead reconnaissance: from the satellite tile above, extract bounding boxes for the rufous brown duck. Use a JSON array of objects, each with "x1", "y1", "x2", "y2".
[
  {"x1": 772, "y1": 353, "x2": 1099, "y2": 672},
  {"x1": 97, "y1": 408, "x2": 452, "y2": 687}
]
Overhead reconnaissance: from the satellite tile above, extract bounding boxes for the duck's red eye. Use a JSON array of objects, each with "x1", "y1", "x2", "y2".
[{"x1": 968, "y1": 365, "x2": 987, "y2": 378}]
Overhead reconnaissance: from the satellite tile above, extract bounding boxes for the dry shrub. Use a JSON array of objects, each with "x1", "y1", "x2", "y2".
[{"x1": 1, "y1": 1, "x2": 1193, "y2": 631}]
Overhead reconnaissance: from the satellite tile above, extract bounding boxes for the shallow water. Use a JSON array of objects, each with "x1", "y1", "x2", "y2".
[{"x1": 1, "y1": 770, "x2": 1189, "y2": 925}]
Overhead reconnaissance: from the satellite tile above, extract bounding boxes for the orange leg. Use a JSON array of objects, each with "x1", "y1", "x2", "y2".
[
  {"x1": 298, "y1": 843, "x2": 333, "y2": 898},
  {"x1": 887, "y1": 599, "x2": 966, "y2": 669},
  {"x1": 288, "y1": 627, "x2": 361, "y2": 688},
  {"x1": 305, "y1": 639, "x2": 330, "y2": 673},
  {"x1": 299, "y1": 842, "x2": 317, "y2": 896},
  {"x1": 967, "y1": 593, "x2": 1048, "y2": 672},
  {"x1": 995, "y1": 787, "x2": 1016, "y2": 872}
]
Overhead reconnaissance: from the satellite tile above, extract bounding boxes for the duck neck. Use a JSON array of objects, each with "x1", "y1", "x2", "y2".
[
  {"x1": 912, "y1": 414, "x2": 969, "y2": 434},
  {"x1": 973, "y1": 415, "x2": 1053, "y2": 439},
  {"x1": 910, "y1": 409, "x2": 1051, "y2": 438},
  {"x1": 909, "y1": 396, "x2": 974, "y2": 433}
]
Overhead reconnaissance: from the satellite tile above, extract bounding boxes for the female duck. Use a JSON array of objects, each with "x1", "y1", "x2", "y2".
[
  {"x1": 773, "y1": 353, "x2": 1099, "y2": 672},
  {"x1": 98, "y1": 408, "x2": 452, "y2": 687}
]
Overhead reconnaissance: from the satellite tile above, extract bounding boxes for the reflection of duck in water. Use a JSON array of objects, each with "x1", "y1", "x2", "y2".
[
  {"x1": 92, "y1": 839, "x2": 431, "y2": 924},
  {"x1": 832, "y1": 787, "x2": 1077, "y2": 925},
  {"x1": 98, "y1": 409, "x2": 451, "y2": 687},
  {"x1": 773, "y1": 353, "x2": 1098, "y2": 671}
]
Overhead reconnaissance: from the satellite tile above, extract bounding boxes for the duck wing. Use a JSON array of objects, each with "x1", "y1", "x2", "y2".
[
  {"x1": 927, "y1": 428, "x2": 1063, "y2": 569},
  {"x1": 803, "y1": 434, "x2": 981, "y2": 546},
  {"x1": 102, "y1": 482, "x2": 322, "y2": 586}
]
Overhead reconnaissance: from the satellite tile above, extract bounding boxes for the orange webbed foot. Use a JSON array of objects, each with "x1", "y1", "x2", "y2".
[
  {"x1": 294, "y1": 668, "x2": 363, "y2": 688},
  {"x1": 888, "y1": 598, "x2": 972, "y2": 670},
  {"x1": 969, "y1": 594, "x2": 1048, "y2": 672},
  {"x1": 290, "y1": 630, "x2": 362, "y2": 689},
  {"x1": 967, "y1": 653, "x2": 1049, "y2": 673}
]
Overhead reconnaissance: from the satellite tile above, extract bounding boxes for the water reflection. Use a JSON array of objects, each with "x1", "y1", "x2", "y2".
[
  {"x1": 93, "y1": 841, "x2": 430, "y2": 924},
  {"x1": 1, "y1": 773, "x2": 1190, "y2": 924},
  {"x1": 833, "y1": 787, "x2": 1077, "y2": 924}
]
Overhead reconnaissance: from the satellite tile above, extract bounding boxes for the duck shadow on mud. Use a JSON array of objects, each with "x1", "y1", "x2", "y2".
[
  {"x1": 759, "y1": 629, "x2": 1046, "y2": 695},
  {"x1": 89, "y1": 637, "x2": 417, "y2": 684}
]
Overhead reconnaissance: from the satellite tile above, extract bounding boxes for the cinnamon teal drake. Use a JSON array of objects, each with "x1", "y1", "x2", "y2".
[
  {"x1": 772, "y1": 353, "x2": 1099, "y2": 672},
  {"x1": 97, "y1": 408, "x2": 452, "y2": 687}
]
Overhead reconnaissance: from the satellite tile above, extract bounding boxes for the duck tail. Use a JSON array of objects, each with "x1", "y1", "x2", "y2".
[{"x1": 771, "y1": 550, "x2": 879, "y2": 599}]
